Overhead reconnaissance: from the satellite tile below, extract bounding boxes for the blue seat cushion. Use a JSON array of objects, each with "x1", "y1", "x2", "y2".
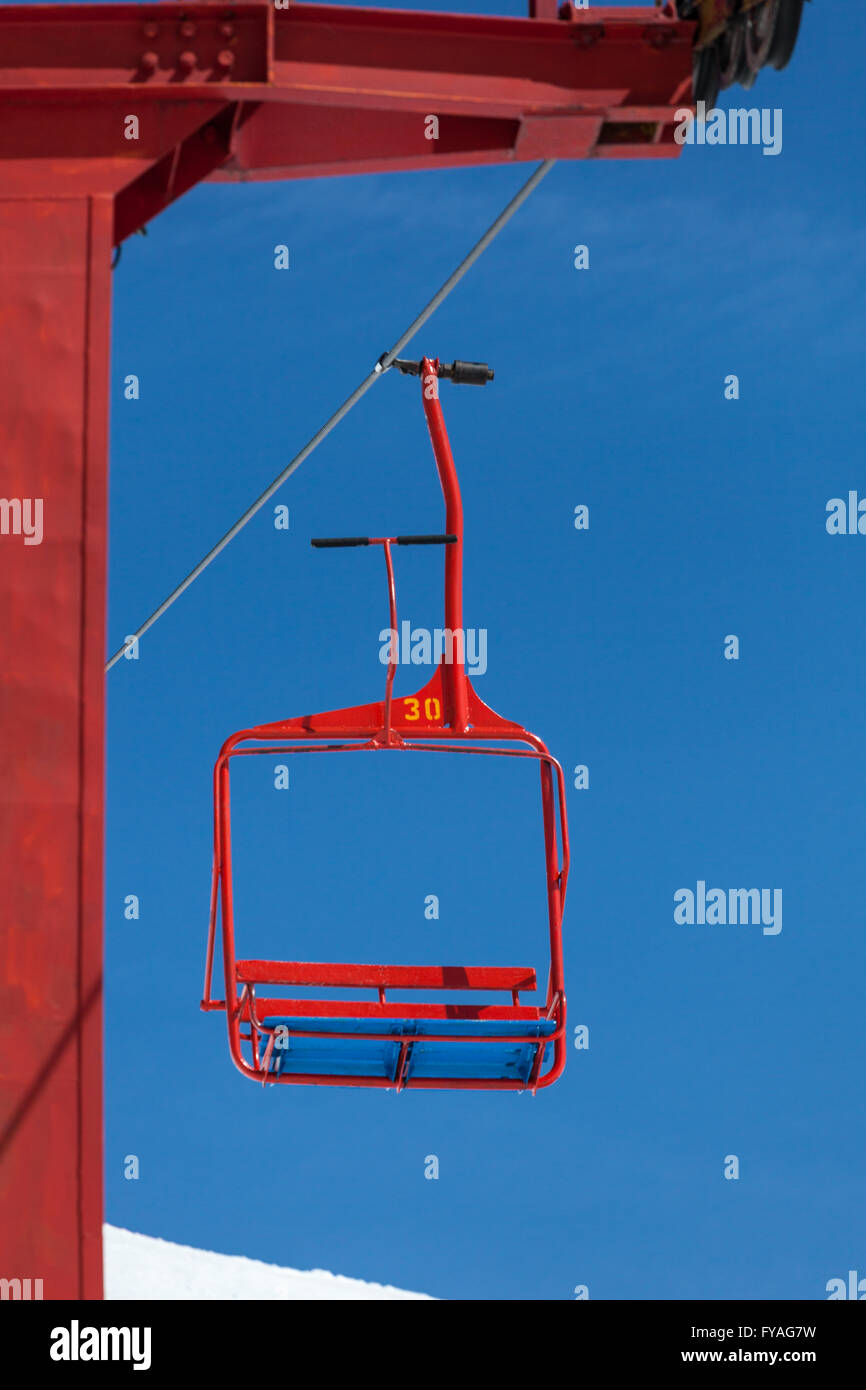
[{"x1": 259, "y1": 1015, "x2": 556, "y2": 1085}]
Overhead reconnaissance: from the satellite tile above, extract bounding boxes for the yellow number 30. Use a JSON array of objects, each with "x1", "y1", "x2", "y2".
[{"x1": 402, "y1": 696, "x2": 441, "y2": 722}]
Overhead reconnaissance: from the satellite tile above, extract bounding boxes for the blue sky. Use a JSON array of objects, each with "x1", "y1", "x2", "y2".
[{"x1": 88, "y1": 0, "x2": 866, "y2": 1299}]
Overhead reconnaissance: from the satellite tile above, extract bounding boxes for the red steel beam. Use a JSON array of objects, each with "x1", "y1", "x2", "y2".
[
  {"x1": 0, "y1": 195, "x2": 111, "y2": 1300},
  {"x1": 0, "y1": 5, "x2": 696, "y2": 238}
]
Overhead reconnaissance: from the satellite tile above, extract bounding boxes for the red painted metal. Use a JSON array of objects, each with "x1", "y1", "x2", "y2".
[
  {"x1": 236, "y1": 963, "x2": 538, "y2": 990},
  {"x1": 0, "y1": 0, "x2": 695, "y2": 1295},
  {"x1": 202, "y1": 359, "x2": 570, "y2": 1091},
  {"x1": 0, "y1": 5, "x2": 697, "y2": 241},
  {"x1": 0, "y1": 196, "x2": 111, "y2": 1299}
]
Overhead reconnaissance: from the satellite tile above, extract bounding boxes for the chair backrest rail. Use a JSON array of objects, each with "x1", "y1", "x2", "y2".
[{"x1": 236, "y1": 960, "x2": 537, "y2": 992}]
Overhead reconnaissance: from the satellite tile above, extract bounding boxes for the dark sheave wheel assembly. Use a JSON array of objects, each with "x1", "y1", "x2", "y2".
[{"x1": 676, "y1": 0, "x2": 809, "y2": 108}]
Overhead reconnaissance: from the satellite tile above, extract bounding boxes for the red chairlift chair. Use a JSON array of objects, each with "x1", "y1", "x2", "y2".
[{"x1": 202, "y1": 356, "x2": 569, "y2": 1091}]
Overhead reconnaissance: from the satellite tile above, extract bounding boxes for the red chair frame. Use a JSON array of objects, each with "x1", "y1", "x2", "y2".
[{"x1": 202, "y1": 357, "x2": 569, "y2": 1091}]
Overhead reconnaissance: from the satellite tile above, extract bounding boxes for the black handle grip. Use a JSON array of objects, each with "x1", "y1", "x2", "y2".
[
  {"x1": 449, "y1": 360, "x2": 494, "y2": 386},
  {"x1": 395, "y1": 534, "x2": 457, "y2": 546},
  {"x1": 310, "y1": 537, "x2": 371, "y2": 548},
  {"x1": 312, "y1": 534, "x2": 456, "y2": 549}
]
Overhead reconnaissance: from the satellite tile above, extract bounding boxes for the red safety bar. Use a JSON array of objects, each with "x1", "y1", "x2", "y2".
[{"x1": 202, "y1": 356, "x2": 569, "y2": 1091}]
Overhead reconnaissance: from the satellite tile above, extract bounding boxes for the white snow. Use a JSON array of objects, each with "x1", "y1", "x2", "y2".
[{"x1": 104, "y1": 1226, "x2": 433, "y2": 1301}]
